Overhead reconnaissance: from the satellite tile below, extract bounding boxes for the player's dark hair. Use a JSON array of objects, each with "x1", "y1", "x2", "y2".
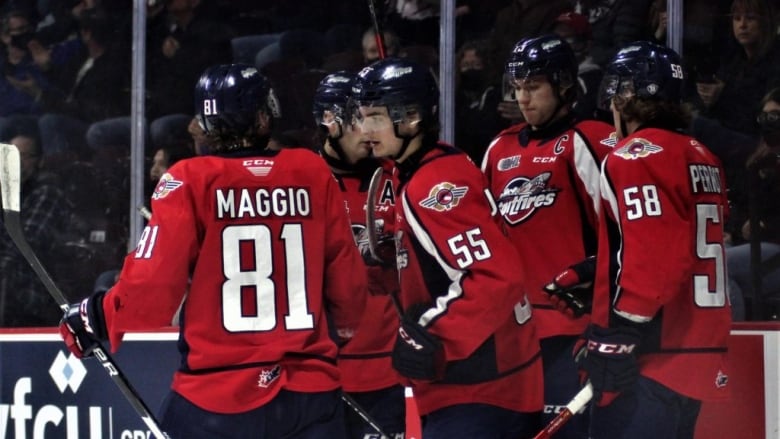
[{"x1": 621, "y1": 97, "x2": 692, "y2": 131}]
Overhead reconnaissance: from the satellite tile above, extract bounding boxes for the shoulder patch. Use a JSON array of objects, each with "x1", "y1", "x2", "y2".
[
  {"x1": 152, "y1": 173, "x2": 183, "y2": 200},
  {"x1": 614, "y1": 138, "x2": 663, "y2": 160},
  {"x1": 419, "y1": 182, "x2": 468, "y2": 211},
  {"x1": 600, "y1": 132, "x2": 619, "y2": 148}
]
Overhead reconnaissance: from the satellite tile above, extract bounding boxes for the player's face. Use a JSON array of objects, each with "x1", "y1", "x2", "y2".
[
  {"x1": 355, "y1": 105, "x2": 403, "y2": 158},
  {"x1": 513, "y1": 75, "x2": 560, "y2": 128},
  {"x1": 339, "y1": 119, "x2": 372, "y2": 164}
]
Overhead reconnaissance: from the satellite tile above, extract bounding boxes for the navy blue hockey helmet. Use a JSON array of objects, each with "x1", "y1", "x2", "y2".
[
  {"x1": 193, "y1": 63, "x2": 281, "y2": 140},
  {"x1": 312, "y1": 71, "x2": 357, "y2": 127},
  {"x1": 598, "y1": 41, "x2": 684, "y2": 110},
  {"x1": 506, "y1": 34, "x2": 578, "y2": 89},
  {"x1": 352, "y1": 57, "x2": 439, "y2": 125}
]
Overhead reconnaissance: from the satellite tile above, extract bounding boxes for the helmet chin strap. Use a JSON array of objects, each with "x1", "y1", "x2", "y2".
[
  {"x1": 390, "y1": 121, "x2": 422, "y2": 161},
  {"x1": 327, "y1": 134, "x2": 349, "y2": 163}
]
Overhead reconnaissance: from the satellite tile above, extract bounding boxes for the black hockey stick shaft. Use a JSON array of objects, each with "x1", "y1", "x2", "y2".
[
  {"x1": 365, "y1": 166, "x2": 422, "y2": 439},
  {"x1": 342, "y1": 392, "x2": 392, "y2": 437},
  {"x1": 367, "y1": 0, "x2": 386, "y2": 59},
  {"x1": 0, "y1": 144, "x2": 167, "y2": 439},
  {"x1": 366, "y1": 166, "x2": 403, "y2": 316}
]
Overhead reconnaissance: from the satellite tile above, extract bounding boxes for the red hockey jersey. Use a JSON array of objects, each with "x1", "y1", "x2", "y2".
[
  {"x1": 334, "y1": 160, "x2": 402, "y2": 392},
  {"x1": 394, "y1": 142, "x2": 543, "y2": 416},
  {"x1": 482, "y1": 116, "x2": 614, "y2": 338},
  {"x1": 593, "y1": 128, "x2": 731, "y2": 401},
  {"x1": 102, "y1": 148, "x2": 367, "y2": 413}
]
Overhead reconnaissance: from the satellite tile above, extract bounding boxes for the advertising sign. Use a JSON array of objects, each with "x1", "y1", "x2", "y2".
[{"x1": 0, "y1": 330, "x2": 178, "y2": 439}]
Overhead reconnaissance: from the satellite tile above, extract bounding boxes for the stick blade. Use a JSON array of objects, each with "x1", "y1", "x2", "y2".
[{"x1": 0, "y1": 143, "x2": 21, "y2": 213}]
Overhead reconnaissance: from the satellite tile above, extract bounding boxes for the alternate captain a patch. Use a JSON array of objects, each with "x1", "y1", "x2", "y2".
[
  {"x1": 419, "y1": 182, "x2": 468, "y2": 212},
  {"x1": 152, "y1": 173, "x2": 183, "y2": 200},
  {"x1": 614, "y1": 138, "x2": 663, "y2": 160}
]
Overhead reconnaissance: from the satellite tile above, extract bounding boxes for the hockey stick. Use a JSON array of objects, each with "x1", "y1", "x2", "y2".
[
  {"x1": 0, "y1": 144, "x2": 168, "y2": 439},
  {"x1": 366, "y1": 166, "x2": 385, "y2": 264},
  {"x1": 532, "y1": 382, "x2": 593, "y2": 439},
  {"x1": 342, "y1": 392, "x2": 392, "y2": 438},
  {"x1": 365, "y1": 166, "x2": 422, "y2": 439},
  {"x1": 367, "y1": 0, "x2": 386, "y2": 59}
]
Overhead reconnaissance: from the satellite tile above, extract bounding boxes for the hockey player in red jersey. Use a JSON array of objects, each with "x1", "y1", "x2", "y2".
[
  {"x1": 312, "y1": 71, "x2": 405, "y2": 439},
  {"x1": 353, "y1": 57, "x2": 544, "y2": 438},
  {"x1": 59, "y1": 64, "x2": 367, "y2": 439},
  {"x1": 481, "y1": 34, "x2": 614, "y2": 439},
  {"x1": 580, "y1": 42, "x2": 731, "y2": 438}
]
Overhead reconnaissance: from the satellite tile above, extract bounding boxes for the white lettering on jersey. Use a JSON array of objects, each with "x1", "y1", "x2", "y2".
[
  {"x1": 689, "y1": 164, "x2": 724, "y2": 194},
  {"x1": 216, "y1": 188, "x2": 311, "y2": 219},
  {"x1": 497, "y1": 172, "x2": 558, "y2": 225}
]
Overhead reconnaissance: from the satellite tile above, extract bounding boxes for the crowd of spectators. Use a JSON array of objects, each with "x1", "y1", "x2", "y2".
[{"x1": 1, "y1": 0, "x2": 780, "y2": 325}]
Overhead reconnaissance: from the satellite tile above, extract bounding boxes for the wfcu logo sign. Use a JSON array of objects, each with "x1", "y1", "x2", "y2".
[{"x1": 0, "y1": 338, "x2": 166, "y2": 439}]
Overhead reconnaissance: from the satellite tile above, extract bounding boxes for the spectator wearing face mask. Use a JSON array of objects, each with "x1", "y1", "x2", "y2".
[
  {"x1": 726, "y1": 87, "x2": 780, "y2": 320},
  {"x1": 454, "y1": 39, "x2": 507, "y2": 163},
  {"x1": 553, "y1": 11, "x2": 607, "y2": 121}
]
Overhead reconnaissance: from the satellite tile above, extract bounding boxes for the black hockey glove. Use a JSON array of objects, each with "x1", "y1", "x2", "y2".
[
  {"x1": 576, "y1": 324, "x2": 640, "y2": 407},
  {"x1": 59, "y1": 293, "x2": 109, "y2": 359},
  {"x1": 392, "y1": 305, "x2": 444, "y2": 381},
  {"x1": 356, "y1": 219, "x2": 396, "y2": 268},
  {"x1": 543, "y1": 256, "x2": 596, "y2": 317}
]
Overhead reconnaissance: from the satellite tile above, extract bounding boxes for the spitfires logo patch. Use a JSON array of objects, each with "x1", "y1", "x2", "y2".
[
  {"x1": 258, "y1": 365, "x2": 281, "y2": 388},
  {"x1": 498, "y1": 172, "x2": 558, "y2": 224},
  {"x1": 152, "y1": 173, "x2": 183, "y2": 200},
  {"x1": 614, "y1": 138, "x2": 663, "y2": 160},
  {"x1": 419, "y1": 182, "x2": 468, "y2": 211}
]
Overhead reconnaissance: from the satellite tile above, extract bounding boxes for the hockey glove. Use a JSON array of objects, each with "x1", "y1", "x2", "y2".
[
  {"x1": 356, "y1": 219, "x2": 396, "y2": 268},
  {"x1": 543, "y1": 256, "x2": 596, "y2": 317},
  {"x1": 576, "y1": 324, "x2": 640, "y2": 407},
  {"x1": 59, "y1": 293, "x2": 109, "y2": 359},
  {"x1": 392, "y1": 306, "x2": 444, "y2": 381}
]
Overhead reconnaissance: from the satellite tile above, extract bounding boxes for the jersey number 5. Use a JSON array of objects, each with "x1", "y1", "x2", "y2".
[
  {"x1": 695, "y1": 204, "x2": 726, "y2": 307},
  {"x1": 221, "y1": 224, "x2": 314, "y2": 332}
]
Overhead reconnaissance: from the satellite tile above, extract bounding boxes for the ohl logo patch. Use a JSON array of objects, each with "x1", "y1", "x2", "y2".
[
  {"x1": 419, "y1": 182, "x2": 468, "y2": 211},
  {"x1": 497, "y1": 172, "x2": 558, "y2": 224}
]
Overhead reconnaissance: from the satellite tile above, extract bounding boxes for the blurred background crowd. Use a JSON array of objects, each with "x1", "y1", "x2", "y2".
[{"x1": 1, "y1": 0, "x2": 780, "y2": 326}]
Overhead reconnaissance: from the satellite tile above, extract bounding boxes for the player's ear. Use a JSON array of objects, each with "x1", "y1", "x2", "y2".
[{"x1": 256, "y1": 110, "x2": 271, "y2": 134}]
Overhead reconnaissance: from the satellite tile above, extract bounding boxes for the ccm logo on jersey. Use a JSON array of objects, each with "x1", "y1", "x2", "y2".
[
  {"x1": 152, "y1": 173, "x2": 183, "y2": 200},
  {"x1": 419, "y1": 182, "x2": 468, "y2": 211},
  {"x1": 587, "y1": 340, "x2": 637, "y2": 355},
  {"x1": 243, "y1": 158, "x2": 274, "y2": 177},
  {"x1": 614, "y1": 138, "x2": 663, "y2": 160}
]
